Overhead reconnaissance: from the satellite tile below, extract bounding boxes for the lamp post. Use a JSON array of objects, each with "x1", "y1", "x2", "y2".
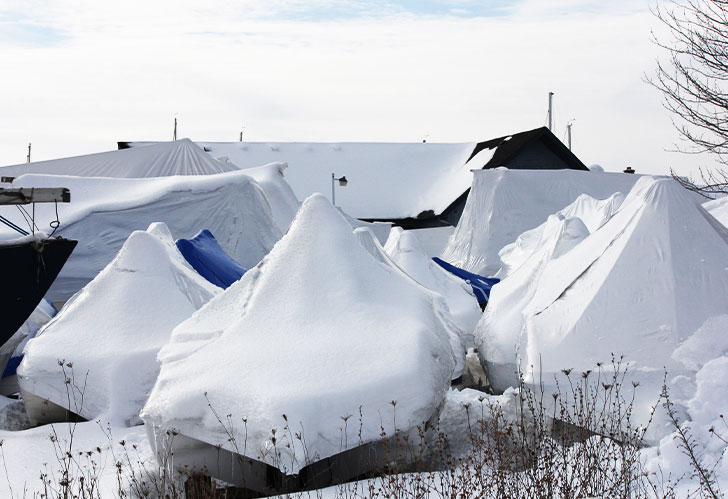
[{"x1": 331, "y1": 173, "x2": 348, "y2": 206}]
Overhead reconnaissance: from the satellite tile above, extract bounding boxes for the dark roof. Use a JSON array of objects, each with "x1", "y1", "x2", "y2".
[{"x1": 467, "y1": 126, "x2": 588, "y2": 171}]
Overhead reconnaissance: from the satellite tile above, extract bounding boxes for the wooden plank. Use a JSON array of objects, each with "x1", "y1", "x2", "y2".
[{"x1": 0, "y1": 188, "x2": 70, "y2": 205}]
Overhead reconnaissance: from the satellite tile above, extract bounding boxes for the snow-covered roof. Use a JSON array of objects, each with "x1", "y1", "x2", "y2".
[
  {"x1": 0, "y1": 171, "x2": 282, "y2": 301},
  {"x1": 18, "y1": 223, "x2": 220, "y2": 425},
  {"x1": 441, "y1": 168, "x2": 641, "y2": 275},
  {"x1": 0, "y1": 139, "x2": 235, "y2": 179},
  {"x1": 141, "y1": 194, "x2": 457, "y2": 473}
]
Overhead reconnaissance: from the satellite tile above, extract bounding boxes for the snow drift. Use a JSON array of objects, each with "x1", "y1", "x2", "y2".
[
  {"x1": 141, "y1": 194, "x2": 458, "y2": 474},
  {"x1": 0, "y1": 171, "x2": 282, "y2": 301},
  {"x1": 441, "y1": 168, "x2": 640, "y2": 276},
  {"x1": 18, "y1": 223, "x2": 220, "y2": 425},
  {"x1": 476, "y1": 176, "x2": 728, "y2": 394}
]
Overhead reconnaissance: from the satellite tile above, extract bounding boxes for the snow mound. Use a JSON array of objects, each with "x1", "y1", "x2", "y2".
[
  {"x1": 0, "y1": 171, "x2": 282, "y2": 301},
  {"x1": 476, "y1": 176, "x2": 728, "y2": 393},
  {"x1": 703, "y1": 195, "x2": 728, "y2": 229},
  {"x1": 354, "y1": 227, "x2": 467, "y2": 376},
  {"x1": 141, "y1": 194, "x2": 458, "y2": 474},
  {"x1": 18, "y1": 223, "x2": 220, "y2": 425},
  {"x1": 441, "y1": 168, "x2": 640, "y2": 276},
  {"x1": 384, "y1": 228, "x2": 482, "y2": 339}
]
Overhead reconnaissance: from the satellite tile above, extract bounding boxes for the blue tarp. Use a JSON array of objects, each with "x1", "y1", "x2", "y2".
[
  {"x1": 176, "y1": 230, "x2": 247, "y2": 289},
  {"x1": 432, "y1": 257, "x2": 500, "y2": 304},
  {"x1": 3, "y1": 300, "x2": 57, "y2": 379}
]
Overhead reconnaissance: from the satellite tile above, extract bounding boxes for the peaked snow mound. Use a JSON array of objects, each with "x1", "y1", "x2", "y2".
[
  {"x1": 703, "y1": 195, "x2": 728, "y2": 229},
  {"x1": 476, "y1": 176, "x2": 728, "y2": 392},
  {"x1": 141, "y1": 195, "x2": 457, "y2": 473},
  {"x1": 17, "y1": 223, "x2": 221, "y2": 425},
  {"x1": 441, "y1": 168, "x2": 640, "y2": 276},
  {"x1": 384, "y1": 228, "x2": 482, "y2": 338},
  {"x1": 0, "y1": 139, "x2": 234, "y2": 178},
  {"x1": 0, "y1": 171, "x2": 281, "y2": 301},
  {"x1": 354, "y1": 227, "x2": 467, "y2": 377}
]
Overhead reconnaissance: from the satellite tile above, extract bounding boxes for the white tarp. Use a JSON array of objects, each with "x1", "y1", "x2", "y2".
[
  {"x1": 476, "y1": 177, "x2": 728, "y2": 394},
  {"x1": 0, "y1": 139, "x2": 235, "y2": 179},
  {"x1": 17, "y1": 223, "x2": 220, "y2": 425},
  {"x1": 441, "y1": 168, "x2": 641, "y2": 276},
  {"x1": 141, "y1": 194, "x2": 457, "y2": 473},
  {"x1": 0, "y1": 171, "x2": 282, "y2": 301}
]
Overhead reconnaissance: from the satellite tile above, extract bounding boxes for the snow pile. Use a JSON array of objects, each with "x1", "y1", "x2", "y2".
[
  {"x1": 384, "y1": 227, "x2": 482, "y2": 337},
  {"x1": 441, "y1": 168, "x2": 640, "y2": 276},
  {"x1": 354, "y1": 227, "x2": 467, "y2": 377},
  {"x1": 0, "y1": 300, "x2": 56, "y2": 382},
  {"x1": 476, "y1": 177, "x2": 728, "y2": 396},
  {"x1": 141, "y1": 194, "x2": 457, "y2": 473},
  {"x1": 18, "y1": 223, "x2": 220, "y2": 425},
  {"x1": 703, "y1": 195, "x2": 728, "y2": 229},
  {"x1": 0, "y1": 139, "x2": 235, "y2": 178},
  {"x1": 0, "y1": 171, "x2": 281, "y2": 301}
]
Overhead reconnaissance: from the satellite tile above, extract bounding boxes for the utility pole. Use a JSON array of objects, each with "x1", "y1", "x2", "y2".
[
  {"x1": 173, "y1": 117, "x2": 177, "y2": 141},
  {"x1": 548, "y1": 91, "x2": 554, "y2": 131},
  {"x1": 26, "y1": 143, "x2": 31, "y2": 163}
]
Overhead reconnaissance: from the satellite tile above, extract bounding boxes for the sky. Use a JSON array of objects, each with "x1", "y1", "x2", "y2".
[{"x1": 0, "y1": 0, "x2": 717, "y2": 178}]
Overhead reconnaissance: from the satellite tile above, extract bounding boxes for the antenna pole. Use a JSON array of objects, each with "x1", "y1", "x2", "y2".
[
  {"x1": 331, "y1": 173, "x2": 336, "y2": 206},
  {"x1": 567, "y1": 121, "x2": 573, "y2": 150},
  {"x1": 173, "y1": 117, "x2": 177, "y2": 141},
  {"x1": 26, "y1": 143, "x2": 31, "y2": 163},
  {"x1": 548, "y1": 92, "x2": 554, "y2": 131}
]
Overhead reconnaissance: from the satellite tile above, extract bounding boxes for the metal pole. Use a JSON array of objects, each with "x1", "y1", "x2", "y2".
[
  {"x1": 548, "y1": 92, "x2": 554, "y2": 131},
  {"x1": 173, "y1": 118, "x2": 177, "y2": 141},
  {"x1": 26, "y1": 143, "x2": 31, "y2": 163},
  {"x1": 331, "y1": 173, "x2": 335, "y2": 205}
]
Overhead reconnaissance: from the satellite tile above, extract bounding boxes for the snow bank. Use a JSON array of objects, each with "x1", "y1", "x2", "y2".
[
  {"x1": 476, "y1": 177, "x2": 728, "y2": 397},
  {"x1": 384, "y1": 227, "x2": 482, "y2": 338},
  {"x1": 441, "y1": 168, "x2": 639, "y2": 276},
  {"x1": 0, "y1": 171, "x2": 281, "y2": 301},
  {"x1": 141, "y1": 194, "x2": 457, "y2": 473},
  {"x1": 18, "y1": 223, "x2": 220, "y2": 425},
  {"x1": 703, "y1": 195, "x2": 728, "y2": 229}
]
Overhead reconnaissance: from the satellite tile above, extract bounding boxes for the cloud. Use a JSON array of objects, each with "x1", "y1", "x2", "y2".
[{"x1": 0, "y1": 0, "x2": 712, "y2": 177}]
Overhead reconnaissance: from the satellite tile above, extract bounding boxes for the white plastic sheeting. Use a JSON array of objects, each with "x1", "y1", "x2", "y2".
[
  {"x1": 141, "y1": 195, "x2": 457, "y2": 473},
  {"x1": 0, "y1": 171, "x2": 282, "y2": 301},
  {"x1": 476, "y1": 177, "x2": 728, "y2": 393},
  {"x1": 18, "y1": 223, "x2": 220, "y2": 425},
  {"x1": 441, "y1": 168, "x2": 640, "y2": 276},
  {"x1": 0, "y1": 139, "x2": 234, "y2": 178}
]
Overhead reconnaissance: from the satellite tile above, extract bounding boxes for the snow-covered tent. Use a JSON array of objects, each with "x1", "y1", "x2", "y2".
[
  {"x1": 18, "y1": 223, "x2": 220, "y2": 426},
  {"x1": 441, "y1": 168, "x2": 640, "y2": 276},
  {"x1": 476, "y1": 177, "x2": 728, "y2": 395},
  {"x1": 0, "y1": 139, "x2": 234, "y2": 179},
  {"x1": 141, "y1": 195, "x2": 458, "y2": 493},
  {"x1": 0, "y1": 171, "x2": 282, "y2": 302}
]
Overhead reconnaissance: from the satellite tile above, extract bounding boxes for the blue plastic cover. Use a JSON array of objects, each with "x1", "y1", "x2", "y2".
[
  {"x1": 176, "y1": 230, "x2": 247, "y2": 289},
  {"x1": 432, "y1": 257, "x2": 500, "y2": 303}
]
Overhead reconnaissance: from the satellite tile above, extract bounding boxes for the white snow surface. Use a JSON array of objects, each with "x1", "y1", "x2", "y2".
[
  {"x1": 0, "y1": 139, "x2": 235, "y2": 178},
  {"x1": 174, "y1": 141, "x2": 489, "y2": 219},
  {"x1": 0, "y1": 170, "x2": 282, "y2": 301},
  {"x1": 476, "y1": 177, "x2": 728, "y2": 398},
  {"x1": 384, "y1": 227, "x2": 482, "y2": 341},
  {"x1": 141, "y1": 194, "x2": 458, "y2": 473},
  {"x1": 354, "y1": 227, "x2": 467, "y2": 377},
  {"x1": 703, "y1": 195, "x2": 728, "y2": 229},
  {"x1": 17, "y1": 223, "x2": 220, "y2": 425},
  {"x1": 441, "y1": 168, "x2": 640, "y2": 276}
]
